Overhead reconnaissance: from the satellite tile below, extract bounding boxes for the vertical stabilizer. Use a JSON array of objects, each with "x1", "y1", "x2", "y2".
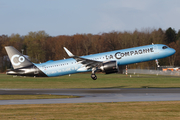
[{"x1": 5, "y1": 46, "x2": 33, "y2": 69}]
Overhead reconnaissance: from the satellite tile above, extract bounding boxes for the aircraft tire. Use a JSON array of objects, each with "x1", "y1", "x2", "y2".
[{"x1": 91, "y1": 74, "x2": 97, "y2": 80}]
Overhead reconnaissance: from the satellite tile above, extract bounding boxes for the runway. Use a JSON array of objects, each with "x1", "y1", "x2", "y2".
[{"x1": 1, "y1": 88, "x2": 180, "y2": 105}]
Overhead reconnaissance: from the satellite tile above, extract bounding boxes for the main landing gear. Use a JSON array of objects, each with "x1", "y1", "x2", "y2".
[
  {"x1": 91, "y1": 67, "x2": 97, "y2": 80},
  {"x1": 91, "y1": 74, "x2": 97, "y2": 80}
]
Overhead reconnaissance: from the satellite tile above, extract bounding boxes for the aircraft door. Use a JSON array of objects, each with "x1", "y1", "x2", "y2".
[{"x1": 153, "y1": 45, "x2": 158, "y2": 54}]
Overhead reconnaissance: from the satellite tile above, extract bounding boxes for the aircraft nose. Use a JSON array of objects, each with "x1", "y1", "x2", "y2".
[{"x1": 170, "y1": 48, "x2": 176, "y2": 55}]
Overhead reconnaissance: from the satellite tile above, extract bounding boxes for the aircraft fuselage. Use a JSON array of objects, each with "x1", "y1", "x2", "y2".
[{"x1": 6, "y1": 44, "x2": 176, "y2": 79}]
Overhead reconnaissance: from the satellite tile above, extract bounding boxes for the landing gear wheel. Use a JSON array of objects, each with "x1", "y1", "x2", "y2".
[{"x1": 91, "y1": 74, "x2": 97, "y2": 80}]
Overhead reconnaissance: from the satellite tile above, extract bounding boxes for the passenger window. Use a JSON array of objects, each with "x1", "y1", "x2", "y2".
[{"x1": 162, "y1": 46, "x2": 168, "y2": 49}]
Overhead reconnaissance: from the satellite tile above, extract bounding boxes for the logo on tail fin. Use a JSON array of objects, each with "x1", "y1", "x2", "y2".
[{"x1": 11, "y1": 54, "x2": 25, "y2": 66}]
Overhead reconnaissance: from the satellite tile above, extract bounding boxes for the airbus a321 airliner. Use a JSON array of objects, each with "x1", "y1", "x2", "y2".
[{"x1": 5, "y1": 44, "x2": 175, "y2": 80}]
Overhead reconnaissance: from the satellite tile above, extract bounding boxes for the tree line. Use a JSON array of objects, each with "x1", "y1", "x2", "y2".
[{"x1": 0, "y1": 27, "x2": 180, "y2": 72}]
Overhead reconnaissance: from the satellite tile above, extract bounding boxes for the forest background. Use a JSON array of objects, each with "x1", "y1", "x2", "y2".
[{"x1": 0, "y1": 27, "x2": 180, "y2": 72}]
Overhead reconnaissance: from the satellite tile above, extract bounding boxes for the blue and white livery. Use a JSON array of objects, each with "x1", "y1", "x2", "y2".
[{"x1": 5, "y1": 44, "x2": 176, "y2": 80}]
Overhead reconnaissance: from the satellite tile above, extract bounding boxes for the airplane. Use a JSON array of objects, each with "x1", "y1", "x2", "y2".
[{"x1": 5, "y1": 44, "x2": 176, "y2": 80}]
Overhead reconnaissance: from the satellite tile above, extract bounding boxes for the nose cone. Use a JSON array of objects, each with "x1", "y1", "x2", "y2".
[{"x1": 170, "y1": 48, "x2": 176, "y2": 55}]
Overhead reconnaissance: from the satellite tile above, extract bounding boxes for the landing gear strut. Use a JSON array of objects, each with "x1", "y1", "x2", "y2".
[{"x1": 91, "y1": 67, "x2": 97, "y2": 80}]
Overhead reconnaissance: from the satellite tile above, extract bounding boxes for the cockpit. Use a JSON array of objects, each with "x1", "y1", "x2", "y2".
[{"x1": 162, "y1": 46, "x2": 168, "y2": 49}]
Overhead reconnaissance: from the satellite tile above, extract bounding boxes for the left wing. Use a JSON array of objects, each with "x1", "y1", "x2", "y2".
[{"x1": 63, "y1": 47, "x2": 102, "y2": 69}]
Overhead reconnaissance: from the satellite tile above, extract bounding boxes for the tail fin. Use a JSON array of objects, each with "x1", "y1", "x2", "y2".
[{"x1": 5, "y1": 46, "x2": 33, "y2": 69}]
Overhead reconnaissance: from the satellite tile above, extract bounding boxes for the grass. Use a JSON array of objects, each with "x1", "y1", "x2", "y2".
[
  {"x1": 0, "y1": 73, "x2": 180, "y2": 89},
  {"x1": 0, "y1": 73, "x2": 180, "y2": 119},
  {"x1": 0, "y1": 95, "x2": 78, "y2": 100},
  {"x1": 0, "y1": 101, "x2": 180, "y2": 120}
]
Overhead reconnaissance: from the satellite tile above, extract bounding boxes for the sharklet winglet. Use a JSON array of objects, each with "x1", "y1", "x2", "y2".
[{"x1": 63, "y1": 47, "x2": 74, "y2": 57}]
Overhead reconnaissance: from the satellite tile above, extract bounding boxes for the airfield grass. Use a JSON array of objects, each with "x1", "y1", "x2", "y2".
[
  {"x1": 1, "y1": 73, "x2": 180, "y2": 119},
  {"x1": 0, "y1": 101, "x2": 180, "y2": 120},
  {"x1": 0, "y1": 73, "x2": 180, "y2": 89},
  {"x1": 0, "y1": 95, "x2": 78, "y2": 100}
]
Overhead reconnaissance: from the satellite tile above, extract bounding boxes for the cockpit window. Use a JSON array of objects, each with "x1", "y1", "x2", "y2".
[{"x1": 162, "y1": 46, "x2": 168, "y2": 49}]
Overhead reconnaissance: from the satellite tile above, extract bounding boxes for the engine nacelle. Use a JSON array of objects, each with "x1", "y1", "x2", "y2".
[{"x1": 100, "y1": 61, "x2": 119, "y2": 74}]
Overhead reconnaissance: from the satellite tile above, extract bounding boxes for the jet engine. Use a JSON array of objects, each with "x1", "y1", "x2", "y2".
[{"x1": 100, "y1": 61, "x2": 119, "y2": 74}]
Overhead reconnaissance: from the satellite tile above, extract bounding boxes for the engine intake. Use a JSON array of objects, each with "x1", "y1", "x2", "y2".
[{"x1": 100, "y1": 61, "x2": 118, "y2": 74}]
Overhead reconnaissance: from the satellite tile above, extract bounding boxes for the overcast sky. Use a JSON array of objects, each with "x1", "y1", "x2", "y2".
[{"x1": 1, "y1": 0, "x2": 180, "y2": 36}]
